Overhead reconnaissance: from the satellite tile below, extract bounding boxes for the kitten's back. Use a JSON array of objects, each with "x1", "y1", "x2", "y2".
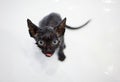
[{"x1": 39, "y1": 13, "x2": 62, "y2": 27}]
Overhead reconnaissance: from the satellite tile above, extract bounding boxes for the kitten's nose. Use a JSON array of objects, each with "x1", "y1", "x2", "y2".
[{"x1": 47, "y1": 49, "x2": 52, "y2": 53}]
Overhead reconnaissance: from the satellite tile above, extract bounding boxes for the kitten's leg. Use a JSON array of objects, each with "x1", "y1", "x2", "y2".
[
  {"x1": 58, "y1": 47, "x2": 66, "y2": 61},
  {"x1": 58, "y1": 37, "x2": 66, "y2": 61}
]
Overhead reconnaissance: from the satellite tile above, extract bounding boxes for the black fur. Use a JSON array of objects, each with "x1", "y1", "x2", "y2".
[{"x1": 27, "y1": 12, "x2": 90, "y2": 61}]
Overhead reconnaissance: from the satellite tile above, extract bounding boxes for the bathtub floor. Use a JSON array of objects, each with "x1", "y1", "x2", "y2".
[{"x1": 0, "y1": 0, "x2": 120, "y2": 82}]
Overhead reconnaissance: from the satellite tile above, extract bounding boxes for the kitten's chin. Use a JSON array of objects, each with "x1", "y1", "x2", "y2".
[{"x1": 45, "y1": 53, "x2": 53, "y2": 57}]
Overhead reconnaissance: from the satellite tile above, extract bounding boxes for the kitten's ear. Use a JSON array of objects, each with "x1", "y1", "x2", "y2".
[
  {"x1": 55, "y1": 18, "x2": 66, "y2": 37},
  {"x1": 27, "y1": 19, "x2": 38, "y2": 37}
]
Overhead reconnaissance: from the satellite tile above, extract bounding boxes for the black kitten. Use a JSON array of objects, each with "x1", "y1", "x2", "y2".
[{"x1": 27, "y1": 13, "x2": 90, "y2": 61}]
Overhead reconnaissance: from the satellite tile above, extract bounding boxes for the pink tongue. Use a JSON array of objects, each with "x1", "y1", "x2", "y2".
[{"x1": 46, "y1": 53, "x2": 52, "y2": 57}]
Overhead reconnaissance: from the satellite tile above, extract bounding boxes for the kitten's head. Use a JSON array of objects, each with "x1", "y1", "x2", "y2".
[{"x1": 27, "y1": 18, "x2": 66, "y2": 57}]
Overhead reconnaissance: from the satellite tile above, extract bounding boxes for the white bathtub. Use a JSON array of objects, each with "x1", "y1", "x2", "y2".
[{"x1": 0, "y1": 0, "x2": 120, "y2": 82}]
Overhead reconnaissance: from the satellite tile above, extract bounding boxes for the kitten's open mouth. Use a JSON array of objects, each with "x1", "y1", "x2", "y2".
[{"x1": 45, "y1": 53, "x2": 53, "y2": 57}]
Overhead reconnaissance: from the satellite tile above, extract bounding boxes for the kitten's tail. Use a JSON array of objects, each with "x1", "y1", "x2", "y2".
[{"x1": 66, "y1": 19, "x2": 91, "y2": 30}]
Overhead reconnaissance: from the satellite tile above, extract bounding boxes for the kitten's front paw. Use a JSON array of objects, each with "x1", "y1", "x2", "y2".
[{"x1": 58, "y1": 54, "x2": 66, "y2": 61}]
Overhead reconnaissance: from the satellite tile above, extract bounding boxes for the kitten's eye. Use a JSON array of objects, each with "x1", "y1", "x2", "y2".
[
  {"x1": 52, "y1": 40, "x2": 58, "y2": 45},
  {"x1": 38, "y1": 40, "x2": 44, "y2": 46}
]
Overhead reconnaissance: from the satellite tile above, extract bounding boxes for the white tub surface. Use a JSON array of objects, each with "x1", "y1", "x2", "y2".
[{"x1": 0, "y1": 0, "x2": 120, "y2": 82}]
